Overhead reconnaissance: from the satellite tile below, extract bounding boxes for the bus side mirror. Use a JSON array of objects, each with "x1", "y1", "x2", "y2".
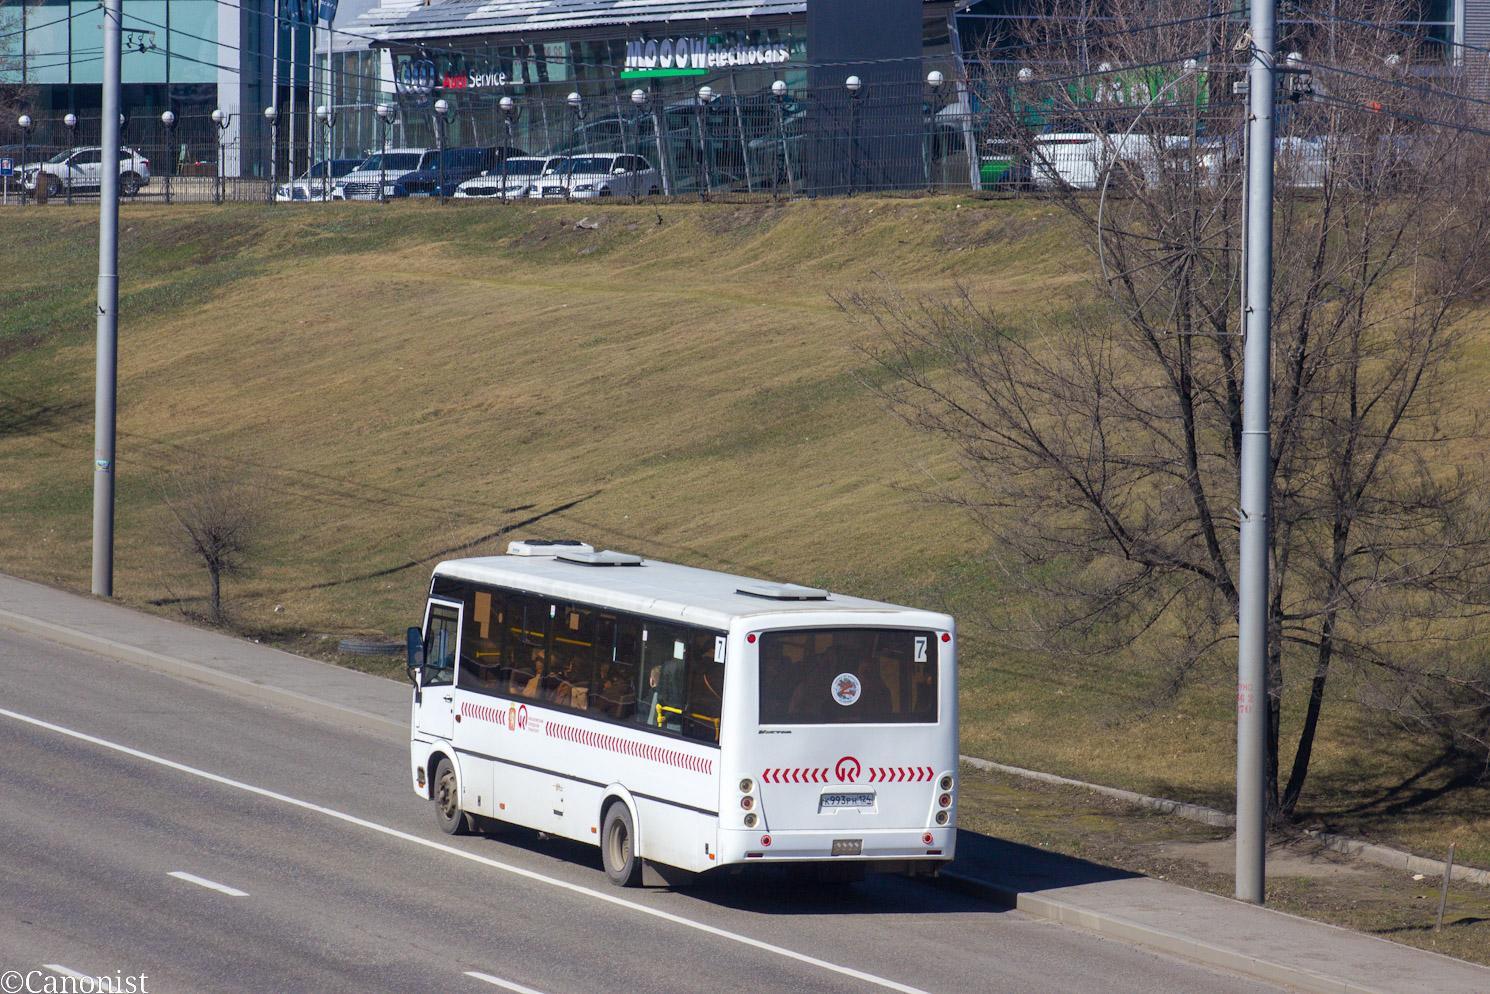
[{"x1": 406, "y1": 626, "x2": 424, "y2": 689}]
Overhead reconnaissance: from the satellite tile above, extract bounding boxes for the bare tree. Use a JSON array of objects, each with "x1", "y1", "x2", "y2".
[
  {"x1": 852, "y1": 0, "x2": 1490, "y2": 822},
  {"x1": 0, "y1": 1, "x2": 38, "y2": 131},
  {"x1": 156, "y1": 456, "x2": 265, "y2": 626}
]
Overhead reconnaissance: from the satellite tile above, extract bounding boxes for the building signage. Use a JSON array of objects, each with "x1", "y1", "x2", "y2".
[
  {"x1": 442, "y1": 71, "x2": 509, "y2": 90},
  {"x1": 623, "y1": 36, "x2": 791, "y2": 77},
  {"x1": 397, "y1": 58, "x2": 438, "y2": 95}
]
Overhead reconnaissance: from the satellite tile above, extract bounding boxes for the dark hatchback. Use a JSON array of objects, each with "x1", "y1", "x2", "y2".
[{"x1": 393, "y1": 146, "x2": 526, "y2": 197}]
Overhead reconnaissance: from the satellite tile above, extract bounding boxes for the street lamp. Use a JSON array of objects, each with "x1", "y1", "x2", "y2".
[
  {"x1": 264, "y1": 105, "x2": 280, "y2": 203},
  {"x1": 567, "y1": 90, "x2": 592, "y2": 158},
  {"x1": 314, "y1": 104, "x2": 334, "y2": 201},
  {"x1": 770, "y1": 80, "x2": 792, "y2": 198},
  {"x1": 433, "y1": 97, "x2": 451, "y2": 203},
  {"x1": 567, "y1": 92, "x2": 586, "y2": 201},
  {"x1": 499, "y1": 95, "x2": 516, "y2": 204},
  {"x1": 845, "y1": 75, "x2": 863, "y2": 196},
  {"x1": 376, "y1": 102, "x2": 396, "y2": 203},
  {"x1": 161, "y1": 110, "x2": 177, "y2": 205},
  {"x1": 629, "y1": 88, "x2": 648, "y2": 203},
  {"x1": 924, "y1": 72, "x2": 945, "y2": 192},
  {"x1": 210, "y1": 108, "x2": 231, "y2": 205},
  {"x1": 63, "y1": 113, "x2": 78, "y2": 205},
  {"x1": 18, "y1": 115, "x2": 32, "y2": 206},
  {"x1": 695, "y1": 85, "x2": 714, "y2": 200}
]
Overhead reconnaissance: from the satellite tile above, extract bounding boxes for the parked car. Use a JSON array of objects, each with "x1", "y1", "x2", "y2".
[
  {"x1": 334, "y1": 148, "x2": 438, "y2": 200},
  {"x1": 452, "y1": 155, "x2": 566, "y2": 199},
  {"x1": 22, "y1": 146, "x2": 151, "y2": 197},
  {"x1": 534, "y1": 153, "x2": 662, "y2": 199},
  {"x1": 389, "y1": 145, "x2": 526, "y2": 198},
  {"x1": 276, "y1": 158, "x2": 363, "y2": 202}
]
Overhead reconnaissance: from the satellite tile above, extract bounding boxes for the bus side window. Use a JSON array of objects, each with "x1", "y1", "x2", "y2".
[
  {"x1": 590, "y1": 614, "x2": 639, "y2": 720},
  {"x1": 683, "y1": 630, "x2": 724, "y2": 743},
  {"x1": 458, "y1": 586, "x2": 505, "y2": 695},
  {"x1": 549, "y1": 604, "x2": 593, "y2": 709},
  {"x1": 424, "y1": 604, "x2": 459, "y2": 687},
  {"x1": 637, "y1": 623, "x2": 687, "y2": 730},
  {"x1": 507, "y1": 595, "x2": 549, "y2": 700}
]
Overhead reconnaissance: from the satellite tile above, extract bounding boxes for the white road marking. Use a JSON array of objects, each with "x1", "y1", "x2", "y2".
[
  {"x1": 168, "y1": 870, "x2": 249, "y2": 897},
  {"x1": 464, "y1": 971, "x2": 551, "y2": 994},
  {"x1": 43, "y1": 965, "x2": 118, "y2": 991},
  {"x1": 3, "y1": 706, "x2": 932, "y2": 994}
]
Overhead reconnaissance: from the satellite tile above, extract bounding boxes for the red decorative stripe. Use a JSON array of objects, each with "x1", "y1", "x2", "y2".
[{"x1": 537, "y1": 719, "x2": 712, "y2": 775}]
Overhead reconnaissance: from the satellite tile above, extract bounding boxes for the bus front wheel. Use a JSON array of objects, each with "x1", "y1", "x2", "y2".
[
  {"x1": 433, "y1": 757, "x2": 470, "y2": 836},
  {"x1": 601, "y1": 802, "x2": 642, "y2": 887}
]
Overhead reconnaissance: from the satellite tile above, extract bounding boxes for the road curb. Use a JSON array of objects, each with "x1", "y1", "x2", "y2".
[
  {"x1": 934, "y1": 871, "x2": 1391, "y2": 994},
  {"x1": 0, "y1": 607, "x2": 406, "y2": 739}
]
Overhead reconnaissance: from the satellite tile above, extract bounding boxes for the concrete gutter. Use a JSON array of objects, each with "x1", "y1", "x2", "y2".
[
  {"x1": 934, "y1": 871, "x2": 1401, "y2": 994},
  {"x1": 960, "y1": 754, "x2": 1490, "y2": 886}
]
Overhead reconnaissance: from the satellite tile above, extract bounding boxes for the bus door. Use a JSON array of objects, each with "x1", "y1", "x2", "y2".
[{"x1": 417, "y1": 600, "x2": 462, "y2": 741}]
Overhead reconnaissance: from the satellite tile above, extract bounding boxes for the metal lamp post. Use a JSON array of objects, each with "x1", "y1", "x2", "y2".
[
  {"x1": 376, "y1": 103, "x2": 395, "y2": 203},
  {"x1": 210, "y1": 108, "x2": 230, "y2": 205},
  {"x1": 63, "y1": 113, "x2": 78, "y2": 205},
  {"x1": 845, "y1": 74, "x2": 863, "y2": 196},
  {"x1": 433, "y1": 97, "x2": 450, "y2": 203},
  {"x1": 18, "y1": 115, "x2": 31, "y2": 206},
  {"x1": 315, "y1": 104, "x2": 334, "y2": 201},
  {"x1": 265, "y1": 105, "x2": 279, "y2": 203},
  {"x1": 499, "y1": 95, "x2": 515, "y2": 204},
  {"x1": 161, "y1": 111, "x2": 176, "y2": 204},
  {"x1": 695, "y1": 85, "x2": 713, "y2": 200},
  {"x1": 629, "y1": 88, "x2": 648, "y2": 203},
  {"x1": 566, "y1": 92, "x2": 585, "y2": 201},
  {"x1": 770, "y1": 80, "x2": 794, "y2": 198},
  {"x1": 924, "y1": 71, "x2": 943, "y2": 191}
]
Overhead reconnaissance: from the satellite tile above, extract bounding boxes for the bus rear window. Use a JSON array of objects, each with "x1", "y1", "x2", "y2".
[{"x1": 758, "y1": 628, "x2": 937, "y2": 724}]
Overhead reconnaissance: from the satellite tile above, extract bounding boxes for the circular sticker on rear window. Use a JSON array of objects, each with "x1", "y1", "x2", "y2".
[{"x1": 832, "y1": 672, "x2": 862, "y2": 706}]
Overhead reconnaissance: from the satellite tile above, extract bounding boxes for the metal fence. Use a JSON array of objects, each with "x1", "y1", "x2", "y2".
[{"x1": 0, "y1": 80, "x2": 1001, "y2": 205}]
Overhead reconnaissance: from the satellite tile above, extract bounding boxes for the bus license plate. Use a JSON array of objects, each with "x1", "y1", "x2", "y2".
[
  {"x1": 820, "y1": 792, "x2": 875, "y2": 809},
  {"x1": 831, "y1": 838, "x2": 864, "y2": 856}
]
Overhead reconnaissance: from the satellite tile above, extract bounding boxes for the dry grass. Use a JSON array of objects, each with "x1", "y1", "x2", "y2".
[{"x1": 1, "y1": 196, "x2": 1486, "y2": 876}]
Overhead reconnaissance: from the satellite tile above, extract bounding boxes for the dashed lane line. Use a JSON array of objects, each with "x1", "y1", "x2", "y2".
[{"x1": 1, "y1": 706, "x2": 933, "y2": 994}]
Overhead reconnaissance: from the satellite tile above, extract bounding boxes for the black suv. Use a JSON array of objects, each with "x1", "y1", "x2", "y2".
[{"x1": 393, "y1": 146, "x2": 526, "y2": 197}]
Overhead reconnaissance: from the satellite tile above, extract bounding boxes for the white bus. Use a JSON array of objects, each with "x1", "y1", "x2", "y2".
[{"x1": 406, "y1": 540, "x2": 958, "y2": 887}]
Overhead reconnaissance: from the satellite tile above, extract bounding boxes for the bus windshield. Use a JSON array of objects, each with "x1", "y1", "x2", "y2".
[{"x1": 758, "y1": 628, "x2": 937, "y2": 724}]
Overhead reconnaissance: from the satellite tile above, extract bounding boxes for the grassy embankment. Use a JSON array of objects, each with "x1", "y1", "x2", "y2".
[{"x1": 1, "y1": 198, "x2": 1486, "y2": 902}]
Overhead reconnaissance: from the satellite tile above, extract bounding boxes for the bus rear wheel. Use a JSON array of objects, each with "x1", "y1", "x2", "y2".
[
  {"x1": 433, "y1": 757, "x2": 470, "y2": 836},
  {"x1": 601, "y1": 802, "x2": 642, "y2": 887}
]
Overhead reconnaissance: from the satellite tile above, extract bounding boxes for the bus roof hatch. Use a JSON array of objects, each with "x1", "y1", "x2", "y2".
[
  {"x1": 736, "y1": 582, "x2": 830, "y2": 601},
  {"x1": 557, "y1": 549, "x2": 644, "y2": 567}
]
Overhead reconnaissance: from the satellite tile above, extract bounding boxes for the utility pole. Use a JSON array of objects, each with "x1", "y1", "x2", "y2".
[
  {"x1": 1236, "y1": 0, "x2": 1277, "y2": 904},
  {"x1": 92, "y1": 0, "x2": 122, "y2": 596}
]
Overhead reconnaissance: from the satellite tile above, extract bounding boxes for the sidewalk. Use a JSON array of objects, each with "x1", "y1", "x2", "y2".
[{"x1": 2, "y1": 571, "x2": 1486, "y2": 994}]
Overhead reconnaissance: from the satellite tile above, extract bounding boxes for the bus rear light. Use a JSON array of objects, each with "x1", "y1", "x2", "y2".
[
  {"x1": 935, "y1": 810, "x2": 949, "y2": 825},
  {"x1": 747, "y1": 633, "x2": 757, "y2": 643},
  {"x1": 939, "y1": 775, "x2": 954, "y2": 792},
  {"x1": 760, "y1": 834, "x2": 772, "y2": 847},
  {"x1": 740, "y1": 796, "x2": 754, "y2": 810},
  {"x1": 744, "y1": 812, "x2": 758, "y2": 828},
  {"x1": 938, "y1": 793, "x2": 952, "y2": 808},
  {"x1": 926, "y1": 849, "x2": 942, "y2": 856},
  {"x1": 746, "y1": 852, "x2": 764, "y2": 858},
  {"x1": 941, "y1": 633, "x2": 951, "y2": 642},
  {"x1": 922, "y1": 833, "x2": 935, "y2": 845},
  {"x1": 739, "y1": 778, "x2": 753, "y2": 794}
]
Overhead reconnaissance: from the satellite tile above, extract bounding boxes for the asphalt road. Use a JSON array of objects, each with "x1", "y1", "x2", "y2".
[{"x1": 0, "y1": 628, "x2": 1288, "y2": 994}]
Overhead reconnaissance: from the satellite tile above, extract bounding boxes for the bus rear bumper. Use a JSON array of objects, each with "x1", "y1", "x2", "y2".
[{"x1": 716, "y1": 826, "x2": 955, "y2": 866}]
